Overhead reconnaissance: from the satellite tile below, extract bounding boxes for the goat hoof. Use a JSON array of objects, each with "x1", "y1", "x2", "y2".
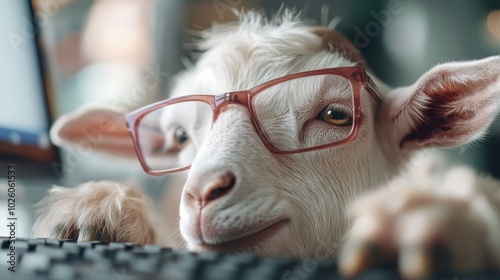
[
  {"x1": 32, "y1": 181, "x2": 157, "y2": 245},
  {"x1": 50, "y1": 223, "x2": 77, "y2": 240},
  {"x1": 340, "y1": 179, "x2": 494, "y2": 279}
]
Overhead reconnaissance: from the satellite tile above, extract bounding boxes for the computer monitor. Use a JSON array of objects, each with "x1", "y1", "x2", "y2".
[{"x1": 0, "y1": 1, "x2": 59, "y2": 177}]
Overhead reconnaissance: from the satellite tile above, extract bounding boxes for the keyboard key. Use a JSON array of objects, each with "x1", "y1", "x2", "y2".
[
  {"x1": 226, "y1": 253, "x2": 258, "y2": 265},
  {"x1": 130, "y1": 258, "x2": 159, "y2": 273},
  {"x1": 35, "y1": 246, "x2": 69, "y2": 260},
  {"x1": 20, "y1": 253, "x2": 51, "y2": 272},
  {"x1": 77, "y1": 241, "x2": 108, "y2": 248},
  {"x1": 93, "y1": 258, "x2": 114, "y2": 271},
  {"x1": 79, "y1": 268, "x2": 116, "y2": 279},
  {"x1": 114, "y1": 251, "x2": 135, "y2": 265},
  {"x1": 49, "y1": 263, "x2": 77, "y2": 280},
  {"x1": 15, "y1": 241, "x2": 36, "y2": 253},
  {"x1": 83, "y1": 248, "x2": 108, "y2": 261},
  {"x1": 109, "y1": 242, "x2": 138, "y2": 251},
  {"x1": 202, "y1": 261, "x2": 243, "y2": 280},
  {"x1": 1, "y1": 238, "x2": 12, "y2": 249},
  {"x1": 143, "y1": 244, "x2": 171, "y2": 253},
  {"x1": 269, "y1": 256, "x2": 297, "y2": 267},
  {"x1": 28, "y1": 239, "x2": 47, "y2": 246},
  {"x1": 241, "y1": 265, "x2": 281, "y2": 280},
  {"x1": 161, "y1": 262, "x2": 197, "y2": 280},
  {"x1": 63, "y1": 246, "x2": 84, "y2": 260},
  {"x1": 94, "y1": 244, "x2": 120, "y2": 259},
  {"x1": 196, "y1": 251, "x2": 222, "y2": 262},
  {"x1": 45, "y1": 239, "x2": 70, "y2": 247}
]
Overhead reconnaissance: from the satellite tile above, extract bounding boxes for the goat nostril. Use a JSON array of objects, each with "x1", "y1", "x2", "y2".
[{"x1": 206, "y1": 174, "x2": 236, "y2": 201}]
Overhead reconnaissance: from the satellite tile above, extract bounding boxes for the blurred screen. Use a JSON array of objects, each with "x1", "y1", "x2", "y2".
[
  {"x1": 0, "y1": 1, "x2": 49, "y2": 148},
  {"x1": 0, "y1": 1, "x2": 55, "y2": 163}
]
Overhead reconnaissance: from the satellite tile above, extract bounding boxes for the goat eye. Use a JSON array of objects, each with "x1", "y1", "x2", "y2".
[
  {"x1": 317, "y1": 105, "x2": 353, "y2": 126},
  {"x1": 175, "y1": 127, "x2": 189, "y2": 147}
]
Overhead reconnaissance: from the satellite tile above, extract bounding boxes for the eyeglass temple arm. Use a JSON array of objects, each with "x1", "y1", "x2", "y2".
[{"x1": 363, "y1": 73, "x2": 383, "y2": 105}]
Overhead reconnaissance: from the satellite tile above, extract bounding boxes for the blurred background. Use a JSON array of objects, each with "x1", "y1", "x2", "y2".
[{"x1": 0, "y1": 0, "x2": 499, "y2": 237}]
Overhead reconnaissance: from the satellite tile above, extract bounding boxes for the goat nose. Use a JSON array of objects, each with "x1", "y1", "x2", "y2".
[
  {"x1": 184, "y1": 172, "x2": 236, "y2": 207},
  {"x1": 205, "y1": 173, "x2": 236, "y2": 202}
]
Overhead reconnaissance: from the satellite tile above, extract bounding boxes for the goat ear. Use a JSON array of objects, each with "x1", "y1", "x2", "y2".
[
  {"x1": 380, "y1": 56, "x2": 500, "y2": 151},
  {"x1": 50, "y1": 105, "x2": 137, "y2": 157}
]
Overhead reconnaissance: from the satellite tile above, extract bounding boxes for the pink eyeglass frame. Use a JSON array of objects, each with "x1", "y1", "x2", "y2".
[{"x1": 125, "y1": 66, "x2": 383, "y2": 175}]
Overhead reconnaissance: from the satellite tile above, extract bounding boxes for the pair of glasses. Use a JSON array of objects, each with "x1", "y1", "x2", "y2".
[{"x1": 125, "y1": 66, "x2": 382, "y2": 175}]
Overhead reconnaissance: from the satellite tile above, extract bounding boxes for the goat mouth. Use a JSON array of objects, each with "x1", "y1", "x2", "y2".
[{"x1": 198, "y1": 219, "x2": 290, "y2": 252}]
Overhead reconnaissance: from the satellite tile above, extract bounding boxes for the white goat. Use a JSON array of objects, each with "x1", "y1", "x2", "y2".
[{"x1": 32, "y1": 12, "x2": 500, "y2": 278}]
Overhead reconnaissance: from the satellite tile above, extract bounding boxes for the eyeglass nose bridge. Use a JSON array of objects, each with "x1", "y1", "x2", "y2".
[{"x1": 212, "y1": 90, "x2": 251, "y2": 123}]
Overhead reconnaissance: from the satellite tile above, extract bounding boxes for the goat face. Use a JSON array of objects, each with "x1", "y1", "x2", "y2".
[{"x1": 167, "y1": 19, "x2": 391, "y2": 258}]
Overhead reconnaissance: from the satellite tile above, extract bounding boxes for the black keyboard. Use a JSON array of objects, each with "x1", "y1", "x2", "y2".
[{"x1": 1, "y1": 237, "x2": 498, "y2": 280}]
